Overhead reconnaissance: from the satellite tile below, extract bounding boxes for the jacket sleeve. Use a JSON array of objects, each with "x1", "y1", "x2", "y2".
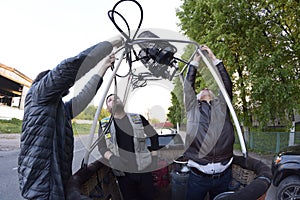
[
  {"x1": 97, "y1": 121, "x2": 110, "y2": 156},
  {"x1": 36, "y1": 41, "x2": 113, "y2": 103},
  {"x1": 215, "y1": 62, "x2": 233, "y2": 100},
  {"x1": 141, "y1": 115, "x2": 159, "y2": 151},
  {"x1": 183, "y1": 64, "x2": 198, "y2": 112},
  {"x1": 64, "y1": 74, "x2": 103, "y2": 118}
]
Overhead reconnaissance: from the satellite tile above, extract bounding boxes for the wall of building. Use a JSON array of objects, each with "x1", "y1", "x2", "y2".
[{"x1": 0, "y1": 105, "x2": 24, "y2": 120}]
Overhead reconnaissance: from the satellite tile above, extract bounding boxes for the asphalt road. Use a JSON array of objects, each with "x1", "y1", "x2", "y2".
[
  {"x1": 0, "y1": 134, "x2": 100, "y2": 200},
  {"x1": 0, "y1": 149, "x2": 22, "y2": 200},
  {"x1": 0, "y1": 134, "x2": 277, "y2": 200}
]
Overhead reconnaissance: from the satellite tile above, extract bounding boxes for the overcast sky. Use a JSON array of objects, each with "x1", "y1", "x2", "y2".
[
  {"x1": 0, "y1": 0, "x2": 183, "y2": 121},
  {"x1": 0, "y1": 0, "x2": 182, "y2": 80}
]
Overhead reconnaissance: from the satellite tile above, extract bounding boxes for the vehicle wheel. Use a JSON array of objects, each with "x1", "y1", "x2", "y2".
[{"x1": 276, "y1": 175, "x2": 300, "y2": 200}]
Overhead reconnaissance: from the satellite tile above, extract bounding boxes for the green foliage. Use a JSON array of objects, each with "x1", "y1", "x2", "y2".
[
  {"x1": 0, "y1": 118, "x2": 22, "y2": 133},
  {"x1": 248, "y1": 131, "x2": 300, "y2": 154},
  {"x1": 99, "y1": 108, "x2": 111, "y2": 120},
  {"x1": 75, "y1": 105, "x2": 111, "y2": 121},
  {"x1": 149, "y1": 118, "x2": 160, "y2": 125},
  {"x1": 176, "y1": 0, "x2": 300, "y2": 128},
  {"x1": 0, "y1": 118, "x2": 99, "y2": 135},
  {"x1": 75, "y1": 105, "x2": 97, "y2": 120},
  {"x1": 167, "y1": 91, "x2": 182, "y2": 125},
  {"x1": 72, "y1": 121, "x2": 99, "y2": 135},
  {"x1": 296, "y1": 123, "x2": 300, "y2": 132},
  {"x1": 167, "y1": 76, "x2": 185, "y2": 126}
]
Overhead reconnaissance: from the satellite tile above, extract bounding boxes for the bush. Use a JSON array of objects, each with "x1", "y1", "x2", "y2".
[
  {"x1": 72, "y1": 121, "x2": 99, "y2": 135},
  {"x1": 0, "y1": 118, "x2": 22, "y2": 133}
]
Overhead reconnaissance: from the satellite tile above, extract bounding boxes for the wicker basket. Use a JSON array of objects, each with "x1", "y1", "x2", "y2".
[
  {"x1": 82, "y1": 165, "x2": 121, "y2": 200},
  {"x1": 66, "y1": 160, "x2": 122, "y2": 200},
  {"x1": 224, "y1": 155, "x2": 272, "y2": 200},
  {"x1": 67, "y1": 155, "x2": 271, "y2": 200},
  {"x1": 232, "y1": 164, "x2": 257, "y2": 187}
]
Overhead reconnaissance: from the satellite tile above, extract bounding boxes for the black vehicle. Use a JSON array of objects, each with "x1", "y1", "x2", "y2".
[
  {"x1": 272, "y1": 145, "x2": 300, "y2": 200},
  {"x1": 146, "y1": 132, "x2": 184, "y2": 151}
]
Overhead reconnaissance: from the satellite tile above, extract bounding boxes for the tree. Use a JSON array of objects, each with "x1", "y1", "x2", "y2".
[
  {"x1": 75, "y1": 105, "x2": 110, "y2": 121},
  {"x1": 99, "y1": 108, "x2": 111, "y2": 120},
  {"x1": 167, "y1": 44, "x2": 198, "y2": 127},
  {"x1": 167, "y1": 91, "x2": 182, "y2": 126},
  {"x1": 149, "y1": 118, "x2": 160, "y2": 126},
  {"x1": 249, "y1": 0, "x2": 300, "y2": 128},
  {"x1": 176, "y1": 0, "x2": 300, "y2": 130}
]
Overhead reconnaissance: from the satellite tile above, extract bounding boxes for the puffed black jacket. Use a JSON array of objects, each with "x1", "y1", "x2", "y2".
[
  {"x1": 183, "y1": 61, "x2": 235, "y2": 164},
  {"x1": 18, "y1": 41, "x2": 113, "y2": 200}
]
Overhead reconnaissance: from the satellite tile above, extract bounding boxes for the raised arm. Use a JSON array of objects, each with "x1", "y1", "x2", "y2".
[
  {"x1": 97, "y1": 120, "x2": 111, "y2": 157},
  {"x1": 183, "y1": 53, "x2": 200, "y2": 112},
  {"x1": 141, "y1": 115, "x2": 159, "y2": 154},
  {"x1": 34, "y1": 41, "x2": 112, "y2": 103},
  {"x1": 200, "y1": 45, "x2": 232, "y2": 100},
  {"x1": 215, "y1": 62, "x2": 233, "y2": 99},
  {"x1": 65, "y1": 53, "x2": 117, "y2": 118},
  {"x1": 36, "y1": 37, "x2": 123, "y2": 104}
]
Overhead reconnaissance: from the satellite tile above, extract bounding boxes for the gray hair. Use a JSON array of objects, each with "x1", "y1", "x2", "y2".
[{"x1": 197, "y1": 89, "x2": 215, "y2": 100}]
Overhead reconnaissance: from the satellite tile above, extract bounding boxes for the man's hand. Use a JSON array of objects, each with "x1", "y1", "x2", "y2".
[
  {"x1": 103, "y1": 53, "x2": 116, "y2": 68},
  {"x1": 201, "y1": 45, "x2": 217, "y2": 61},
  {"x1": 104, "y1": 151, "x2": 113, "y2": 160},
  {"x1": 193, "y1": 52, "x2": 201, "y2": 63},
  {"x1": 97, "y1": 53, "x2": 116, "y2": 76}
]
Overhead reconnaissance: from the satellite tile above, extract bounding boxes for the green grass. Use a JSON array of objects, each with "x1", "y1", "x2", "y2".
[
  {"x1": 0, "y1": 119, "x2": 99, "y2": 135},
  {"x1": 72, "y1": 122, "x2": 99, "y2": 135},
  {"x1": 0, "y1": 118, "x2": 22, "y2": 133}
]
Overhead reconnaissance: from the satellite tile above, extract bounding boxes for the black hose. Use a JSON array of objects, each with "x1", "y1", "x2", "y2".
[{"x1": 107, "y1": 0, "x2": 144, "y2": 80}]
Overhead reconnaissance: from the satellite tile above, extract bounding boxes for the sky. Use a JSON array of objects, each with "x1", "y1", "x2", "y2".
[
  {"x1": 0, "y1": 0, "x2": 183, "y2": 121},
  {"x1": 0, "y1": 0, "x2": 182, "y2": 79}
]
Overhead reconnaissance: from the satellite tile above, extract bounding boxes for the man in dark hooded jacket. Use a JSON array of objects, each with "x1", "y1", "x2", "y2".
[{"x1": 18, "y1": 38, "x2": 123, "y2": 200}]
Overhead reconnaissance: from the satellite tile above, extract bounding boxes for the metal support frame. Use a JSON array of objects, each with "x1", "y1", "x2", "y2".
[
  {"x1": 82, "y1": 49, "x2": 126, "y2": 166},
  {"x1": 82, "y1": 38, "x2": 247, "y2": 166}
]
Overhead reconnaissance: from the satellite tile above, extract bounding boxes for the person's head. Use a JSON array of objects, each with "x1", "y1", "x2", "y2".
[
  {"x1": 106, "y1": 94, "x2": 124, "y2": 114},
  {"x1": 32, "y1": 70, "x2": 51, "y2": 85},
  {"x1": 197, "y1": 88, "x2": 215, "y2": 102},
  {"x1": 32, "y1": 69, "x2": 70, "y2": 97}
]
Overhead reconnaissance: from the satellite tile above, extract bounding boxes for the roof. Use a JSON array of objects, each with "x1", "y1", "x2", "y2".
[{"x1": 0, "y1": 63, "x2": 32, "y2": 87}]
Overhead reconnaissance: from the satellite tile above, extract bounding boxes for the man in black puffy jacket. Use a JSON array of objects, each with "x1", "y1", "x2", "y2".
[
  {"x1": 18, "y1": 38, "x2": 123, "y2": 200},
  {"x1": 183, "y1": 45, "x2": 235, "y2": 200}
]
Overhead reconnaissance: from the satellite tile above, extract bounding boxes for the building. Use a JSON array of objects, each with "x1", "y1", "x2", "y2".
[{"x1": 0, "y1": 63, "x2": 32, "y2": 119}]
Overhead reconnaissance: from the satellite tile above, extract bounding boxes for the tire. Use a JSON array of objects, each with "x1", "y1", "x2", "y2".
[{"x1": 276, "y1": 175, "x2": 300, "y2": 200}]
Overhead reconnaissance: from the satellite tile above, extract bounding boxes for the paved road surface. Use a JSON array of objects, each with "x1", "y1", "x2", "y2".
[{"x1": 0, "y1": 134, "x2": 100, "y2": 200}]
